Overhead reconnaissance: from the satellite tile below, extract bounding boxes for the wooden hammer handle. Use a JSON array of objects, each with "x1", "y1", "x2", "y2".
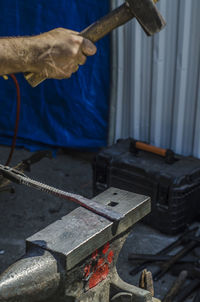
[
  {"x1": 80, "y1": 3, "x2": 133, "y2": 42},
  {"x1": 24, "y1": 3, "x2": 133, "y2": 87}
]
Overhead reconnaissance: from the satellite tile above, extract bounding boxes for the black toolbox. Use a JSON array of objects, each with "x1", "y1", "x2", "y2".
[{"x1": 93, "y1": 138, "x2": 200, "y2": 234}]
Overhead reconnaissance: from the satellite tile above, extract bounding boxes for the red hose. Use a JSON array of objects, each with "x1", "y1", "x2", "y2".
[{"x1": 5, "y1": 74, "x2": 21, "y2": 166}]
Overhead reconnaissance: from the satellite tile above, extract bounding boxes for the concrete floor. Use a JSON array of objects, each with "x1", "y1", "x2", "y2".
[{"x1": 0, "y1": 146, "x2": 199, "y2": 301}]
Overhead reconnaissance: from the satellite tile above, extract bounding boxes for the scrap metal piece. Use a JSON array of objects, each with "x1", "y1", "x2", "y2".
[
  {"x1": 0, "y1": 188, "x2": 151, "y2": 302},
  {"x1": 139, "y1": 269, "x2": 154, "y2": 297}
]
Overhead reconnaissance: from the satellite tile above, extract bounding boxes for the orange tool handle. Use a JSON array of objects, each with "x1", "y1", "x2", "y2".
[{"x1": 135, "y1": 142, "x2": 167, "y2": 157}]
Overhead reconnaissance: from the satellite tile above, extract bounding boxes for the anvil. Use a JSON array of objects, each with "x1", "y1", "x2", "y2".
[{"x1": 0, "y1": 188, "x2": 159, "y2": 302}]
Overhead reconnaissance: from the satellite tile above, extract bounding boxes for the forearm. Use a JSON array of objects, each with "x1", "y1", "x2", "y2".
[{"x1": 0, "y1": 36, "x2": 36, "y2": 75}]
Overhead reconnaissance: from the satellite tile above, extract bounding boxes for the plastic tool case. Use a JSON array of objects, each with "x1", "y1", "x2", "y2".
[{"x1": 93, "y1": 139, "x2": 200, "y2": 234}]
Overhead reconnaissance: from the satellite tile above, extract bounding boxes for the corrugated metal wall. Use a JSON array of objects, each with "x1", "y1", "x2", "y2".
[{"x1": 109, "y1": 0, "x2": 200, "y2": 157}]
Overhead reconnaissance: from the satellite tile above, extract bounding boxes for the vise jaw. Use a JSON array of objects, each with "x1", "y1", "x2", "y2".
[{"x1": 0, "y1": 188, "x2": 156, "y2": 302}]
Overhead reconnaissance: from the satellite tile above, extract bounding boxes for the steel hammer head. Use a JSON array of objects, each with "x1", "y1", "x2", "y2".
[{"x1": 126, "y1": 0, "x2": 166, "y2": 36}]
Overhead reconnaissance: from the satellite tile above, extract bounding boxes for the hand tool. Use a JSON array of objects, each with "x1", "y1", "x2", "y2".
[
  {"x1": 0, "y1": 164, "x2": 127, "y2": 222},
  {"x1": 0, "y1": 151, "x2": 52, "y2": 190},
  {"x1": 193, "y1": 290, "x2": 200, "y2": 302},
  {"x1": 129, "y1": 227, "x2": 199, "y2": 276},
  {"x1": 162, "y1": 270, "x2": 188, "y2": 302},
  {"x1": 20, "y1": 150, "x2": 52, "y2": 171},
  {"x1": 175, "y1": 279, "x2": 200, "y2": 302},
  {"x1": 24, "y1": 0, "x2": 166, "y2": 87},
  {"x1": 0, "y1": 188, "x2": 152, "y2": 302}
]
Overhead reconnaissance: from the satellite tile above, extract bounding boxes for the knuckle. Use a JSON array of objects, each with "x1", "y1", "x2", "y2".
[
  {"x1": 50, "y1": 27, "x2": 63, "y2": 35},
  {"x1": 79, "y1": 56, "x2": 87, "y2": 65},
  {"x1": 56, "y1": 27, "x2": 65, "y2": 32},
  {"x1": 79, "y1": 36, "x2": 84, "y2": 45},
  {"x1": 70, "y1": 45, "x2": 80, "y2": 57},
  {"x1": 72, "y1": 36, "x2": 84, "y2": 49}
]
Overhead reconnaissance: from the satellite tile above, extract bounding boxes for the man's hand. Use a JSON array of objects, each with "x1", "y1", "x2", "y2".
[
  {"x1": 29, "y1": 28, "x2": 97, "y2": 79},
  {"x1": 0, "y1": 28, "x2": 97, "y2": 79}
]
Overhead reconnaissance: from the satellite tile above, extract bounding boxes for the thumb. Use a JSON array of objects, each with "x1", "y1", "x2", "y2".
[{"x1": 82, "y1": 38, "x2": 97, "y2": 56}]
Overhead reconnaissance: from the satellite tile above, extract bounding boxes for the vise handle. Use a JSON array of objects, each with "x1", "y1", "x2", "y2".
[{"x1": 24, "y1": 0, "x2": 166, "y2": 87}]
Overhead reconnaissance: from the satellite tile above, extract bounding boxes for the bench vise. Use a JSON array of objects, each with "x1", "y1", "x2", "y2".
[{"x1": 0, "y1": 188, "x2": 159, "y2": 302}]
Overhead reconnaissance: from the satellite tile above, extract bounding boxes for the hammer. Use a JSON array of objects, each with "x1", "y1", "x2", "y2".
[{"x1": 25, "y1": 0, "x2": 166, "y2": 87}]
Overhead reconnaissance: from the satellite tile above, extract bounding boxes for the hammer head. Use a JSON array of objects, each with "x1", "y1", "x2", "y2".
[{"x1": 126, "y1": 0, "x2": 166, "y2": 36}]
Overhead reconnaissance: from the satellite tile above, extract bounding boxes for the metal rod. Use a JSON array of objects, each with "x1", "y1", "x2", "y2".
[
  {"x1": 162, "y1": 270, "x2": 188, "y2": 302},
  {"x1": 128, "y1": 253, "x2": 197, "y2": 264},
  {"x1": 129, "y1": 227, "x2": 199, "y2": 276},
  {"x1": 0, "y1": 164, "x2": 124, "y2": 222},
  {"x1": 153, "y1": 241, "x2": 197, "y2": 281},
  {"x1": 175, "y1": 279, "x2": 200, "y2": 302}
]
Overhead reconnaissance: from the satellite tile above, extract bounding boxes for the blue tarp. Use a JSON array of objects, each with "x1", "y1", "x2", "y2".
[{"x1": 0, "y1": 1, "x2": 110, "y2": 151}]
